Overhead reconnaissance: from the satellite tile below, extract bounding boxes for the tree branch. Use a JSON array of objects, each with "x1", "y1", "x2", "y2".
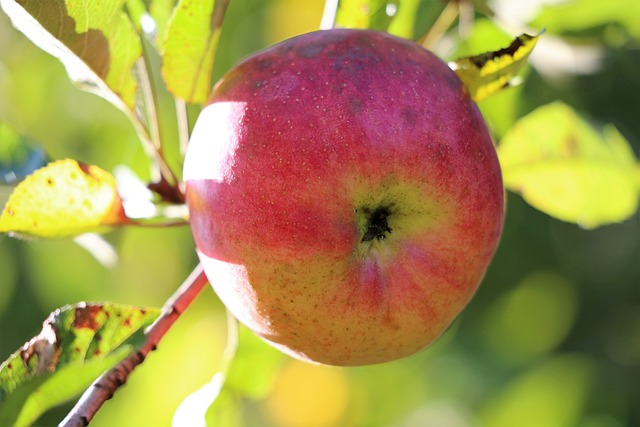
[{"x1": 59, "y1": 264, "x2": 209, "y2": 427}]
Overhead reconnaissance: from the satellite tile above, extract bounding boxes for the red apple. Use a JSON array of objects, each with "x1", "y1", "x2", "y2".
[{"x1": 184, "y1": 29, "x2": 504, "y2": 366}]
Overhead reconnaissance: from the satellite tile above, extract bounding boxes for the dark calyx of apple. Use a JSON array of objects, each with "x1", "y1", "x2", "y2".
[{"x1": 359, "y1": 206, "x2": 393, "y2": 242}]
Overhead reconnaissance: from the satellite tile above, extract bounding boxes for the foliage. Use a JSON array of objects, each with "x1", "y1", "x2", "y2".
[
  {"x1": 0, "y1": 303, "x2": 159, "y2": 426},
  {"x1": 0, "y1": 0, "x2": 638, "y2": 426},
  {"x1": 0, "y1": 159, "x2": 128, "y2": 238},
  {"x1": 451, "y1": 32, "x2": 541, "y2": 102},
  {"x1": 498, "y1": 101, "x2": 639, "y2": 228}
]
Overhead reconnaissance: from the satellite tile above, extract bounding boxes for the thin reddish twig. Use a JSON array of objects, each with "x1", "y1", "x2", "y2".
[{"x1": 59, "y1": 264, "x2": 209, "y2": 427}]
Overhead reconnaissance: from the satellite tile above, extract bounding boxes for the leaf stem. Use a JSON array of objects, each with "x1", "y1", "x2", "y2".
[
  {"x1": 58, "y1": 264, "x2": 209, "y2": 427},
  {"x1": 457, "y1": 0, "x2": 475, "y2": 39},
  {"x1": 138, "y1": 45, "x2": 183, "y2": 193},
  {"x1": 137, "y1": 44, "x2": 163, "y2": 162},
  {"x1": 220, "y1": 308, "x2": 239, "y2": 374},
  {"x1": 320, "y1": 0, "x2": 339, "y2": 30},
  {"x1": 175, "y1": 98, "x2": 190, "y2": 157},
  {"x1": 418, "y1": 1, "x2": 459, "y2": 50}
]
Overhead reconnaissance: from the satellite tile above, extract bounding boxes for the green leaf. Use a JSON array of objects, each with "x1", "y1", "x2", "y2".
[
  {"x1": 174, "y1": 325, "x2": 284, "y2": 427},
  {"x1": 452, "y1": 18, "x2": 513, "y2": 60},
  {"x1": 450, "y1": 32, "x2": 541, "y2": 102},
  {"x1": 0, "y1": 302, "x2": 160, "y2": 427},
  {"x1": 386, "y1": 0, "x2": 421, "y2": 39},
  {"x1": 125, "y1": 0, "x2": 178, "y2": 50},
  {"x1": 0, "y1": 159, "x2": 129, "y2": 239},
  {"x1": 329, "y1": 0, "x2": 423, "y2": 37},
  {"x1": 332, "y1": 0, "x2": 392, "y2": 31},
  {"x1": 161, "y1": 0, "x2": 230, "y2": 104},
  {"x1": 0, "y1": 0, "x2": 142, "y2": 114},
  {"x1": 205, "y1": 387, "x2": 243, "y2": 427},
  {"x1": 225, "y1": 326, "x2": 285, "y2": 400},
  {"x1": 532, "y1": 0, "x2": 640, "y2": 39},
  {"x1": 498, "y1": 101, "x2": 640, "y2": 228}
]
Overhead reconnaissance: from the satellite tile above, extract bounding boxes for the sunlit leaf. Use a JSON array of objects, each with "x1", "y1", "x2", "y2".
[
  {"x1": 0, "y1": 159, "x2": 128, "y2": 239},
  {"x1": 161, "y1": 0, "x2": 230, "y2": 104},
  {"x1": 174, "y1": 372, "x2": 226, "y2": 427},
  {"x1": 0, "y1": 122, "x2": 47, "y2": 185},
  {"x1": 451, "y1": 19, "x2": 520, "y2": 137},
  {"x1": 327, "y1": 0, "x2": 424, "y2": 37},
  {"x1": 498, "y1": 101, "x2": 640, "y2": 228},
  {"x1": 0, "y1": 0, "x2": 142, "y2": 113},
  {"x1": 175, "y1": 326, "x2": 284, "y2": 427},
  {"x1": 126, "y1": 0, "x2": 178, "y2": 49},
  {"x1": 452, "y1": 18, "x2": 512, "y2": 59},
  {"x1": 386, "y1": 0, "x2": 421, "y2": 39},
  {"x1": 334, "y1": 0, "x2": 379, "y2": 29},
  {"x1": 205, "y1": 387, "x2": 243, "y2": 427},
  {"x1": 0, "y1": 302, "x2": 160, "y2": 427},
  {"x1": 332, "y1": 0, "x2": 393, "y2": 30},
  {"x1": 450, "y1": 32, "x2": 541, "y2": 102},
  {"x1": 225, "y1": 326, "x2": 285, "y2": 400},
  {"x1": 532, "y1": 0, "x2": 640, "y2": 39}
]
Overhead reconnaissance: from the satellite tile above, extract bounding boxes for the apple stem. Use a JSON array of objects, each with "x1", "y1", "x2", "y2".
[{"x1": 58, "y1": 264, "x2": 209, "y2": 427}]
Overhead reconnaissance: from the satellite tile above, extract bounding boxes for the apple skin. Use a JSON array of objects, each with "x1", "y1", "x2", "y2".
[{"x1": 184, "y1": 29, "x2": 504, "y2": 366}]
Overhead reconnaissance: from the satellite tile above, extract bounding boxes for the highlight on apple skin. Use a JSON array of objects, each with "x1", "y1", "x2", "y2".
[{"x1": 183, "y1": 29, "x2": 504, "y2": 366}]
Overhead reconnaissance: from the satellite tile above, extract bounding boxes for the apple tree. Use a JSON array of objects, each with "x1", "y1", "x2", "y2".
[{"x1": 0, "y1": 0, "x2": 638, "y2": 426}]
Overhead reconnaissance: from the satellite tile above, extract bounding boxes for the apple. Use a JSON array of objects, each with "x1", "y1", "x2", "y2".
[{"x1": 183, "y1": 29, "x2": 504, "y2": 366}]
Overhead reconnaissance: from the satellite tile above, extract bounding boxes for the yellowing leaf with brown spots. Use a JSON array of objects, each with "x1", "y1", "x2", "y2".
[
  {"x1": 0, "y1": 302, "x2": 160, "y2": 427},
  {"x1": 450, "y1": 32, "x2": 541, "y2": 102},
  {"x1": 0, "y1": 159, "x2": 128, "y2": 238}
]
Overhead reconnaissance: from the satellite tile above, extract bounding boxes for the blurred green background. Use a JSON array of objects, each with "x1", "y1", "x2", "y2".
[{"x1": 1, "y1": 0, "x2": 639, "y2": 426}]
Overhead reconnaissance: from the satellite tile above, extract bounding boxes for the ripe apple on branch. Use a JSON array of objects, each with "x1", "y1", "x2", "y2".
[{"x1": 184, "y1": 29, "x2": 505, "y2": 366}]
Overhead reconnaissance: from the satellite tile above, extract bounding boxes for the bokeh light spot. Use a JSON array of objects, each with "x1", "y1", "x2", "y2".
[
  {"x1": 266, "y1": 360, "x2": 350, "y2": 427},
  {"x1": 481, "y1": 271, "x2": 578, "y2": 363}
]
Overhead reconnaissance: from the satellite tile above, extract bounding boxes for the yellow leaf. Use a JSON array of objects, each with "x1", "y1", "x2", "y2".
[
  {"x1": 450, "y1": 32, "x2": 541, "y2": 102},
  {"x1": 335, "y1": 0, "x2": 372, "y2": 29},
  {"x1": 161, "y1": 0, "x2": 230, "y2": 104},
  {"x1": 0, "y1": 159, "x2": 127, "y2": 238},
  {"x1": 498, "y1": 102, "x2": 639, "y2": 228}
]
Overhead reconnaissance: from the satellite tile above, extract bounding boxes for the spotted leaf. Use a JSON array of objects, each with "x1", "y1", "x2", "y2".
[
  {"x1": 0, "y1": 302, "x2": 160, "y2": 427},
  {"x1": 451, "y1": 32, "x2": 541, "y2": 102},
  {"x1": 0, "y1": 159, "x2": 128, "y2": 238}
]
